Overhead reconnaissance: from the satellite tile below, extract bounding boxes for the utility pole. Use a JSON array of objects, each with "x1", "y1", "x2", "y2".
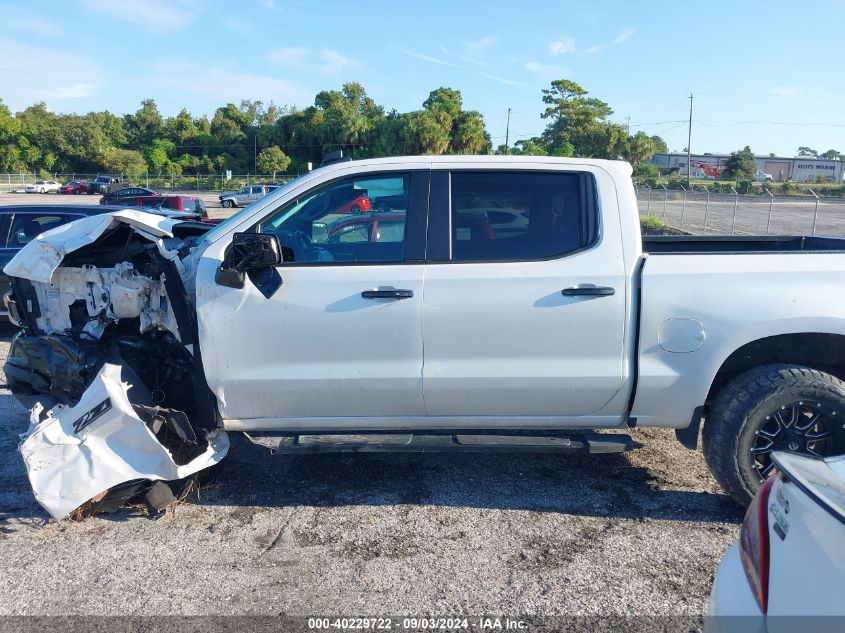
[
  {"x1": 687, "y1": 93, "x2": 693, "y2": 187},
  {"x1": 254, "y1": 133, "x2": 257, "y2": 175},
  {"x1": 625, "y1": 116, "x2": 630, "y2": 136},
  {"x1": 504, "y1": 108, "x2": 512, "y2": 154}
]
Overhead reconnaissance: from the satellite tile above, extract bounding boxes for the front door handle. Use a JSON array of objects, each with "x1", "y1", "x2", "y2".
[
  {"x1": 561, "y1": 286, "x2": 615, "y2": 297},
  {"x1": 361, "y1": 289, "x2": 414, "y2": 300}
]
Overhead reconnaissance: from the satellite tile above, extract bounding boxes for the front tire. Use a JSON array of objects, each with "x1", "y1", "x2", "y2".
[
  {"x1": 703, "y1": 364, "x2": 845, "y2": 506},
  {"x1": 222, "y1": 199, "x2": 233, "y2": 208}
]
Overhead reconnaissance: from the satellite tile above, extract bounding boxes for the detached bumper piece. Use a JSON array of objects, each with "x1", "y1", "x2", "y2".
[
  {"x1": 19, "y1": 358, "x2": 228, "y2": 520},
  {"x1": 245, "y1": 431, "x2": 635, "y2": 455}
]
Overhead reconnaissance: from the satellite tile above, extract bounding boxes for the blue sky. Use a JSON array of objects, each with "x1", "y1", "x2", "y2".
[{"x1": 1, "y1": 0, "x2": 844, "y2": 157}]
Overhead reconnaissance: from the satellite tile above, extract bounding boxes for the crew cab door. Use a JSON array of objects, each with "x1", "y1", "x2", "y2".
[
  {"x1": 421, "y1": 167, "x2": 628, "y2": 420},
  {"x1": 196, "y1": 169, "x2": 429, "y2": 425}
]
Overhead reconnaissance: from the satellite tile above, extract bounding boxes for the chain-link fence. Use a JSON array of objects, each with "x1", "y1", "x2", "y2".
[
  {"x1": 636, "y1": 186, "x2": 845, "y2": 236},
  {"x1": 0, "y1": 173, "x2": 301, "y2": 193}
]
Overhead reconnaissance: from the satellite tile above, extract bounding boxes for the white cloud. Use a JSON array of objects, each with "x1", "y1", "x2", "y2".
[
  {"x1": 267, "y1": 47, "x2": 355, "y2": 73},
  {"x1": 149, "y1": 62, "x2": 312, "y2": 108},
  {"x1": 524, "y1": 61, "x2": 572, "y2": 80},
  {"x1": 220, "y1": 16, "x2": 253, "y2": 37},
  {"x1": 268, "y1": 47, "x2": 309, "y2": 65},
  {"x1": 398, "y1": 48, "x2": 465, "y2": 70},
  {"x1": 39, "y1": 83, "x2": 96, "y2": 99},
  {"x1": 399, "y1": 48, "x2": 531, "y2": 88},
  {"x1": 2, "y1": 6, "x2": 63, "y2": 38},
  {"x1": 318, "y1": 49, "x2": 353, "y2": 73},
  {"x1": 582, "y1": 44, "x2": 603, "y2": 54},
  {"x1": 549, "y1": 38, "x2": 576, "y2": 55},
  {"x1": 439, "y1": 46, "x2": 485, "y2": 66},
  {"x1": 612, "y1": 29, "x2": 636, "y2": 45},
  {"x1": 0, "y1": 38, "x2": 100, "y2": 110},
  {"x1": 79, "y1": 0, "x2": 194, "y2": 29},
  {"x1": 770, "y1": 84, "x2": 801, "y2": 97},
  {"x1": 465, "y1": 35, "x2": 498, "y2": 54}
]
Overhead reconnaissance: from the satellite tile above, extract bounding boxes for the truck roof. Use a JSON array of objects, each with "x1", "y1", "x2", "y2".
[{"x1": 312, "y1": 154, "x2": 633, "y2": 176}]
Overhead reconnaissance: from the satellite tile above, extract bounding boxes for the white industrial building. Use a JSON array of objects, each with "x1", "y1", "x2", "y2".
[{"x1": 650, "y1": 153, "x2": 845, "y2": 182}]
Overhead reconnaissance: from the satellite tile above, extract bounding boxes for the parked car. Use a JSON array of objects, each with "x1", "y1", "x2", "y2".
[
  {"x1": 24, "y1": 180, "x2": 61, "y2": 194},
  {"x1": 0, "y1": 205, "x2": 125, "y2": 317},
  {"x1": 755, "y1": 170, "x2": 774, "y2": 182},
  {"x1": 99, "y1": 187, "x2": 157, "y2": 204},
  {"x1": 312, "y1": 211, "x2": 406, "y2": 244},
  {"x1": 6, "y1": 155, "x2": 845, "y2": 519},
  {"x1": 219, "y1": 183, "x2": 279, "y2": 208},
  {"x1": 709, "y1": 451, "x2": 845, "y2": 622},
  {"x1": 371, "y1": 193, "x2": 407, "y2": 213},
  {"x1": 116, "y1": 194, "x2": 208, "y2": 220},
  {"x1": 58, "y1": 181, "x2": 90, "y2": 195},
  {"x1": 335, "y1": 194, "x2": 371, "y2": 214},
  {"x1": 87, "y1": 175, "x2": 124, "y2": 194}
]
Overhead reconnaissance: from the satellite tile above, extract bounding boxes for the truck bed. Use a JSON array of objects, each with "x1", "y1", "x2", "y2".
[{"x1": 643, "y1": 235, "x2": 845, "y2": 254}]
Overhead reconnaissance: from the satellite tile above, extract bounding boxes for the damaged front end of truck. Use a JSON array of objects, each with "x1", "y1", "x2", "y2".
[{"x1": 3, "y1": 210, "x2": 228, "y2": 520}]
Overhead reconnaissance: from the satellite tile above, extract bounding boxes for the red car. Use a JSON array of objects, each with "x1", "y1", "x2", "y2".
[
  {"x1": 58, "y1": 181, "x2": 90, "y2": 195},
  {"x1": 335, "y1": 195, "x2": 371, "y2": 214},
  {"x1": 116, "y1": 195, "x2": 209, "y2": 221}
]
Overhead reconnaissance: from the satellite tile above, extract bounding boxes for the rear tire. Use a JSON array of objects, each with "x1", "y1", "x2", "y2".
[{"x1": 703, "y1": 364, "x2": 845, "y2": 506}]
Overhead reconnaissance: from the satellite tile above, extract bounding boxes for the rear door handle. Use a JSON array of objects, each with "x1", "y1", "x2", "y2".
[
  {"x1": 561, "y1": 286, "x2": 615, "y2": 297},
  {"x1": 361, "y1": 289, "x2": 414, "y2": 300}
]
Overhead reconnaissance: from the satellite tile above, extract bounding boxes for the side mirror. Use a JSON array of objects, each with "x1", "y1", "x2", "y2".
[
  {"x1": 216, "y1": 233, "x2": 282, "y2": 289},
  {"x1": 228, "y1": 232, "x2": 282, "y2": 271}
]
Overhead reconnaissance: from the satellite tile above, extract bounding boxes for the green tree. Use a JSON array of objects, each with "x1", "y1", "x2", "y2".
[
  {"x1": 404, "y1": 110, "x2": 450, "y2": 154},
  {"x1": 650, "y1": 135, "x2": 668, "y2": 155},
  {"x1": 724, "y1": 146, "x2": 757, "y2": 180},
  {"x1": 0, "y1": 98, "x2": 23, "y2": 172},
  {"x1": 623, "y1": 131, "x2": 656, "y2": 166},
  {"x1": 145, "y1": 138, "x2": 176, "y2": 173},
  {"x1": 539, "y1": 79, "x2": 618, "y2": 157},
  {"x1": 256, "y1": 145, "x2": 291, "y2": 178},
  {"x1": 449, "y1": 111, "x2": 489, "y2": 154},
  {"x1": 124, "y1": 99, "x2": 164, "y2": 148},
  {"x1": 820, "y1": 149, "x2": 841, "y2": 160},
  {"x1": 104, "y1": 148, "x2": 148, "y2": 177},
  {"x1": 797, "y1": 146, "x2": 818, "y2": 157}
]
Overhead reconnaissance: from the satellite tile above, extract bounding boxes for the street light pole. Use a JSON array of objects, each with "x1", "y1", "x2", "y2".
[
  {"x1": 504, "y1": 108, "x2": 512, "y2": 154},
  {"x1": 687, "y1": 93, "x2": 693, "y2": 187}
]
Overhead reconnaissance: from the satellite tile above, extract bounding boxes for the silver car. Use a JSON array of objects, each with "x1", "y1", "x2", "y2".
[{"x1": 219, "y1": 184, "x2": 278, "y2": 208}]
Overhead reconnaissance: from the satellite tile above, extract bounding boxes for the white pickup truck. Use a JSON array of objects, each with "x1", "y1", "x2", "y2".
[
  {"x1": 219, "y1": 183, "x2": 279, "y2": 208},
  {"x1": 5, "y1": 156, "x2": 845, "y2": 518}
]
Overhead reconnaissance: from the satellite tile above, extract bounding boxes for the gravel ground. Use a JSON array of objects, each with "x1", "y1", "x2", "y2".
[{"x1": 0, "y1": 321, "x2": 742, "y2": 618}]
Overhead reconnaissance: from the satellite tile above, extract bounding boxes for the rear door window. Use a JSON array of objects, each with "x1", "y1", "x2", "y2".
[{"x1": 446, "y1": 171, "x2": 597, "y2": 262}]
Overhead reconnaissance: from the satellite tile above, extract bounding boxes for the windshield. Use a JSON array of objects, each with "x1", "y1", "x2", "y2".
[{"x1": 198, "y1": 173, "x2": 310, "y2": 245}]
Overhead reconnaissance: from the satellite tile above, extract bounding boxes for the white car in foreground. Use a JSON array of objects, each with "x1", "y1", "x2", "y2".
[
  {"x1": 709, "y1": 451, "x2": 845, "y2": 627},
  {"x1": 24, "y1": 180, "x2": 61, "y2": 194}
]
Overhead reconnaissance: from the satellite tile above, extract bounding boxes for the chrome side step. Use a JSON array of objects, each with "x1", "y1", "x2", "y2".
[{"x1": 244, "y1": 431, "x2": 635, "y2": 455}]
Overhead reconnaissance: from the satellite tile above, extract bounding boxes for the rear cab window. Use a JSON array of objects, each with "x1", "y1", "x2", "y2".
[{"x1": 431, "y1": 170, "x2": 598, "y2": 262}]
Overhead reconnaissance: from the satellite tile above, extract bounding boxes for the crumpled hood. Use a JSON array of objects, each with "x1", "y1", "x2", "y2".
[{"x1": 3, "y1": 210, "x2": 179, "y2": 284}]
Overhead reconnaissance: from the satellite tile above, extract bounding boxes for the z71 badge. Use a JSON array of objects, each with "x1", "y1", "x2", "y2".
[{"x1": 72, "y1": 398, "x2": 112, "y2": 434}]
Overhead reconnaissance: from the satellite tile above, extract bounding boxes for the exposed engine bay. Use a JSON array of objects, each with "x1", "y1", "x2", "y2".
[{"x1": 3, "y1": 211, "x2": 228, "y2": 520}]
